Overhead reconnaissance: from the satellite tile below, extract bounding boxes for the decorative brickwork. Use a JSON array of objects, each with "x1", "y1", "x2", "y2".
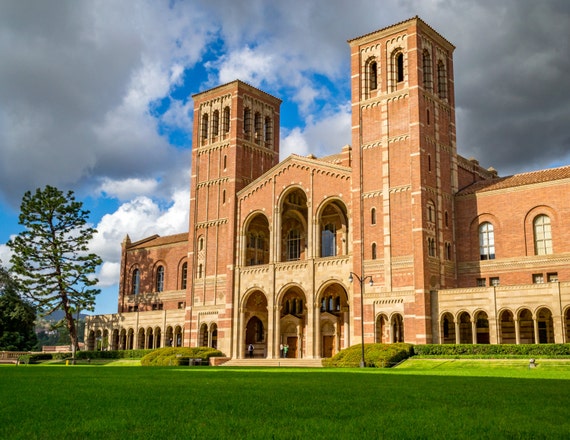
[{"x1": 86, "y1": 17, "x2": 570, "y2": 356}]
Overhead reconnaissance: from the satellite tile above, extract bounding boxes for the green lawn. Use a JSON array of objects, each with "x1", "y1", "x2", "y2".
[{"x1": 2, "y1": 360, "x2": 570, "y2": 439}]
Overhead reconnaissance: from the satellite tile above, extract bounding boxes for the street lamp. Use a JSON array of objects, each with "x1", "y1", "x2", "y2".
[{"x1": 349, "y1": 272, "x2": 373, "y2": 368}]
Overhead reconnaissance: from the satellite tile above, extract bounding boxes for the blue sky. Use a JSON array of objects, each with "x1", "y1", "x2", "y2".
[{"x1": 1, "y1": 0, "x2": 569, "y2": 315}]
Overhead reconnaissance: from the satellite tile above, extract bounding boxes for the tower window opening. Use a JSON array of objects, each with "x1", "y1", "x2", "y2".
[
  {"x1": 369, "y1": 60, "x2": 377, "y2": 91},
  {"x1": 396, "y1": 53, "x2": 404, "y2": 82}
]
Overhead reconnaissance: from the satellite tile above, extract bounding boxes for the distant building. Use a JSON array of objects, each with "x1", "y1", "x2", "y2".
[{"x1": 86, "y1": 17, "x2": 570, "y2": 359}]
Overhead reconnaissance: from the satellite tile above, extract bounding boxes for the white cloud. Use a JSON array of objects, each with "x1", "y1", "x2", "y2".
[
  {"x1": 281, "y1": 103, "x2": 351, "y2": 160},
  {"x1": 0, "y1": 243, "x2": 13, "y2": 267},
  {"x1": 96, "y1": 261, "x2": 121, "y2": 288},
  {"x1": 98, "y1": 177, "x2": 159, "y2": 201}
]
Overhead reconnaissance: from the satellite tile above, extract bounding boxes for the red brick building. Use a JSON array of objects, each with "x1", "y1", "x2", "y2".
[{"x1": 86, "y1": 17, "x2": 570, "y2": 358}]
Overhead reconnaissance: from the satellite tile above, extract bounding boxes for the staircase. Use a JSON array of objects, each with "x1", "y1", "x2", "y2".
[{"x1": 221, "y1": 358, "x2": 323, "y2": 368}]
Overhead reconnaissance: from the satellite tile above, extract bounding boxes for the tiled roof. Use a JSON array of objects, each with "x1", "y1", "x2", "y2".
[
  {"x1": 129, "y1": 232, "x2": 188, "y2": 249},
  {"x1": 457, "y1": 165, "x2": 570, "y2": 196}
]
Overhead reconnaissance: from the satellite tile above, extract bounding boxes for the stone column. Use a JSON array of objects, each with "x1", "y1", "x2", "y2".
[{"x1": 514, "y1": 319, "x2": 520, "y2": 345}]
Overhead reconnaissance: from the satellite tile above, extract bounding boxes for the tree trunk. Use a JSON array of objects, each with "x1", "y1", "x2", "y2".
[{"x1": 63, "y1": 301, "x2": 78, "y2": 365}]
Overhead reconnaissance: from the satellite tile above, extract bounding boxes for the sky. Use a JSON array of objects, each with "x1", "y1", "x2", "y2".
[{"x1": 0, "y1": 0, "x2": 569, "y2": 315}]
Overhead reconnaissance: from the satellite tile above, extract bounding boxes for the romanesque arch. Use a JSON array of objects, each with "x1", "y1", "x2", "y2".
[
  {"x1": 458, "y1": 311, "x2": 472, "y2": 344},
  {"x1": 518, "y1": 308, "x2": 534, "y2": 344},
  {"x1": 440, "y1": 312, "x2": 455, "y2": 344},
  {"x1": 391, "y1": 313, "x2": 404, "y2": 343},
  {"x1": 243, "y1": 290, "x2": 268, "y2": 358},
  {"x1": 474, "y1": 310, "x2": 490, "y2": 344},
  {"x1": 317, "y1": 283, "x2": 349, "y2": 357},
  {"x1": 375, "y1": 313, "x2": 389, "y2": 343},
  {"x1": 536, "y1": 307, "x2": 554, "y2": 344},
  {"x1": 315, "y1": 198, "x2": 349, "y2": 258},
  {"x1": 279, "y1": 187, "x2": 308, "y2": 262},
  {"x1": 244, "y1": 212, "x2": 270, "y2": 266},
  {"x1": 499, "y1": 309, "x2": 515, "y2": 344},
  {"x1": 279, "y1": 285, "x2": 307, "y2": 358}
]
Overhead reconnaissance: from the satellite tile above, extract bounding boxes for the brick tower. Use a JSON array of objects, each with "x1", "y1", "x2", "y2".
[
  {"x1": 349, "y1": 17, "x2": 457, "y2": 343},
  {"x1": 185, "y1": 81, "x2": 281, "y2": 354}
]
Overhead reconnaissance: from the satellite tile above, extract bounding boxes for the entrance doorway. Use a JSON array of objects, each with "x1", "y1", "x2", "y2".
[
  {"x1": 322, "y1": 335, "x2": 334, "y2": 358},
  {"x1": 286, "y1": 337, "x2": 297, "y2": 358}
]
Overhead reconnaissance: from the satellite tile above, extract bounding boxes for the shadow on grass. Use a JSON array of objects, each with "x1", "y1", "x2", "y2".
[{"x1": 1, "y1": 366, "x2": 569, "y2": 439}]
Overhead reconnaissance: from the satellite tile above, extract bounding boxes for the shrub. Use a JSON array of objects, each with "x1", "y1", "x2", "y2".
[
  {"x1": 140, "y1": 347, "x2": 224, "y2": 366},
  {"x1": 75, "y1": 349, "x2": 152, "y2": 360},
  {"x1": 413, "y1": 344, "x2": 570, "y2": 358},
  {"x1": 323, "y1": 343, "x2": 413, "y2": 368}
]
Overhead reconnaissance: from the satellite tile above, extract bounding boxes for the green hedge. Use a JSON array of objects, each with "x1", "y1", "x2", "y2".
[
  {"x1": 141, "y1": 347, "x2": 224, "y2": 366},
  {"x1": 413, "y1": 344, "x2": 570, "y2": 358},
  {"x1": 75, "y1": 349, "x2": 153, "y2": 360},
  {"x1": 323, "y1": 343, "x2": 413, "y2": 368}
]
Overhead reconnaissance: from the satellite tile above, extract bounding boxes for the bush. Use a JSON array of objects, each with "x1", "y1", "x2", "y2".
[
  {"x1": 413, "y1": 344, "x2": 570, "y2": 358},
  {"x1": 323, "y1": 343, "x2": 413, "y2": 368},
  {"x1": 140, "y1": 347, "x2": 224, "y2": 366},
  {"x1": 75, "y1": 349, "x2": 152, "y2": 360}
]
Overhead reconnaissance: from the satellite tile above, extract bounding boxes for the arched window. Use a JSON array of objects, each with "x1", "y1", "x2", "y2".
[
  {"x1": 254, "y1": 112, "x2": 262, "y2": 141},
  {"x1": 445, "y1": 242, "x2": 452, "y2": 260},
  {"x1": 369, "y1": 60, "x2": 378, "y2": 91},
  {"x1": 201, "y1": 113, "x2": 208, "y2": 140},
  {"x1": 287, "y1": 229, "x2": 301, "y2": 261},
  {"x1": 396, "y1": 52, "x2": 404, "y2": 83},
  {"x1": 132, "y1": 269, "x2": 140, "y2": 295},
  {"x1": 427, "y1": 201, "x2": 436, "y2": 223},
  {"x1": 371, "y1": 208, "x2": 376, "y2": 225},
  {"x1": 243, "y1": 107, "x2": 251, "y2": 135},
  {"x1": 223, "y1": 106, "x2": 230, "y2": 133},
  {"x1": 437, "y1": 60, "x2": 447, "y2": 99},
  {"x1": 212, "y1": 110, "x2": 219, "y2": 137},
  {"x1": 156, "y1": 266, "x2": 164, "y2": 292},
  {"x1": 428, "y1": 237, "x2": 436, "y2": 257},
  {"x1": 534, "y1": 215, "x2": 553, "y2": 255},
  {"x1": 222, "y1": 189, "x2": 226, "y2": 204},
  {"x1": 479, "y1": 222, "x2": 495, "y2": 260},
  {"x1": 181, "y1": 263, "x2": 188, "y2": 290},
  {"x1": 321, "y1": 224, "x2": 336, "y2": 257},
  {"x1": 198, "y1": 236, "x2": 204, "y2": 251},
  {"x1": 371, "y1": 242, "x2": 377, "y2": 260},
  {"x1": 264, "y1": 116, "x2": 272, "y2": 145},
  {"x1": 223, "y1": 155, "x2": 227, "y2": 170},
  {"x1": 422, "y1": 49, "x2": 432, "y2": 91}
]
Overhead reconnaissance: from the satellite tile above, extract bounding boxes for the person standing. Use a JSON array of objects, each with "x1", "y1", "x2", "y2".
[
  {"x1": 283, "y1": 344, "x2": 289, "y2": 358},
  {"x1": 280, "y1": 343, "x2": 284, "y2": 358},
  {"x1": 248, "y1": 343, "x2": 254, "y2": 358}
]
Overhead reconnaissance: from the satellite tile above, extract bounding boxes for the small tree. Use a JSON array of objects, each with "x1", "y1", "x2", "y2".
[
  {"x1": 0, "y1": 264, "x2": 38, "y2": 351},
  {"x1": 8, "y1": 186, "x2": 102, "y2": 361}
]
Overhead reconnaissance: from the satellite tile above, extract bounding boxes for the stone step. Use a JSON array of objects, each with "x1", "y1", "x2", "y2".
[{"x1": 221, "y1": 358, "x2": 323, "y2": 368}]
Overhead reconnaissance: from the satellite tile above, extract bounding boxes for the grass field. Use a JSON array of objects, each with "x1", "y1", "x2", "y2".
[{"x1": 2, "y1": 359, "x2": 570, "y2": 439}]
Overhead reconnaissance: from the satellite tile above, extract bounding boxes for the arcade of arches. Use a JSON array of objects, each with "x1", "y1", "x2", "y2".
[
  {"x1": 438, "y1": 307, "x2": 570, "y2": 344},
  {"x1": 237, "y1": 283, "x2": 350, "y2": 359}
]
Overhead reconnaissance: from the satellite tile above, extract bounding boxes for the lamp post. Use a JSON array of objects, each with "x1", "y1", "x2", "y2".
[{"x1": 349, "y1": 272, "x2": 373, "y2": 368}]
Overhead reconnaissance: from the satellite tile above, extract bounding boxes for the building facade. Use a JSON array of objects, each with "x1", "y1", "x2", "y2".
[{"x1": 86, "y1": 17, "x2": 570, "y2": 358}]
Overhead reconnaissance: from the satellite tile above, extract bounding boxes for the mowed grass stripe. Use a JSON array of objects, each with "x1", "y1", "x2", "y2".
[{"x1": 2, "y1": 362, "x2": 570, "y2": 439}]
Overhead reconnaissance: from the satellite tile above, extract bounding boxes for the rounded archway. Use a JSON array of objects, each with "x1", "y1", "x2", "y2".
[
  {"x1": 280, "y1": 286, "x2": 307, "y2": 358},
  {"x1": 474, "y1": 311, "x2": 490, "y2": 344},
  {"x1": 499, "y1": 309, "x2": 515, "y2": 344},
  {"x1": 391, "y1": 313, "x2": 404, "y2": 343},
  {"x1": 317, "y1": 283, "x2": 349, "y2": 357},
  {"x1": 536, "y1": 307, "x2": 554, "y2": 344},
  {"x1": 458, "y1": 311, "x2": 472, "y2": 344},
  {"x1": 376, "y1": 314, "x2": 389, "y2": 343},
  {"x1": 518, "y1": 309, "x2": 534, "y2": 344},
  {"x1": 243, "y1": 290, "x2": 268, "y2": 358},
  {"x1": 440, "y1": 312, "x2": 455, "y2": 344}
]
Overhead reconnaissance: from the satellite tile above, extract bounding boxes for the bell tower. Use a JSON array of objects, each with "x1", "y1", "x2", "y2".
[
  {"x1": 349, "y1": 17, "x2": 457, "y2": 343},
  {"x1": 186, "y1": 81, "x2": 281, "y2": 353}
]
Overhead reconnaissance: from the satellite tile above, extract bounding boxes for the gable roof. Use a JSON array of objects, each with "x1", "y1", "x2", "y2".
[{"x1": 457, "y1": 165, "x2": 570, "y2": 196}]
